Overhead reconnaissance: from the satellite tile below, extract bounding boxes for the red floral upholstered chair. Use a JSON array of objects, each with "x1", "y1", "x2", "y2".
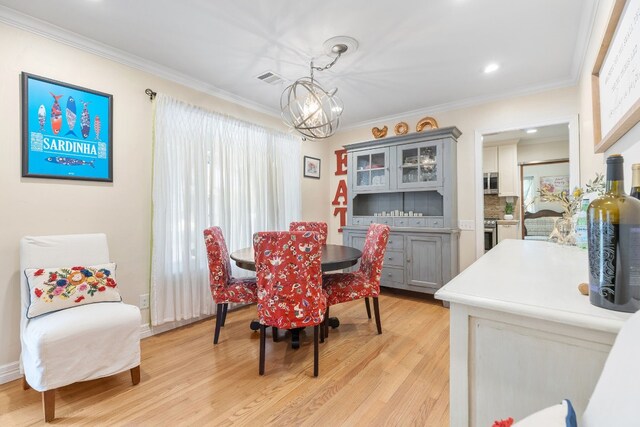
[
  {"x1": 253, "y1": 231, "x2": 326, "y2": 376},
  {"x1": 203, "y1": 227, "x2": 257, "y2": 344},
  {"x1": 289, "y1": 221, "x2": 328, "y2": 246},
  {"x1": 322, "y1": 223, "x2": 390, "y2": 336}
]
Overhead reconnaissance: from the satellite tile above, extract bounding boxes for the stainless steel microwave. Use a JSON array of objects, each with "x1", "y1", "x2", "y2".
[{"x1": 483, "y1": 172, "x2": 499, "y2": 194}]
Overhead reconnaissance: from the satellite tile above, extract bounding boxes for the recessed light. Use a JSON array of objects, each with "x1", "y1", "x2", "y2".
[
  {"x1": 526, "y1": 129, "x2": 538, "y2": 134},
  {"x1": 484, "y1": 63, "x2": 499, "y2": 74}
]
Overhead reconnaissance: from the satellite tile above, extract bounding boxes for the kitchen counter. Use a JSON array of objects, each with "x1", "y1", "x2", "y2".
[
  {"x1": 435, "y1": 239, "x2": 631, "y2": 426},
  {"x1": 496, "y1": 219, "x2": 519, "y2": 225}
]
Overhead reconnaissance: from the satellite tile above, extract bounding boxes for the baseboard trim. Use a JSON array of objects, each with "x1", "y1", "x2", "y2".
[
  {"x1": 0, "y1": 361, "x2": 21, "y2": 385},
  {"x1": 150, "y1": 315, "x2": 214, "y2": 336},
  {"x1": 140, "y1": 323, "x2": 153, "y2": 339}
]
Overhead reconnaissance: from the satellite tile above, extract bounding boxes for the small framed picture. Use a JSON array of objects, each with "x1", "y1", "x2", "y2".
[
  {"x1": 21, "y1": 72, "x2": 113, "y2": 182},
  {"x1": 303, "y1": 156, "x2": 321, "y2": 179}
]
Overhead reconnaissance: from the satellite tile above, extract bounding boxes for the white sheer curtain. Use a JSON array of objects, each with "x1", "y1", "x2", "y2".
[
  {"x1": 151, "y1": 94, "x2": 301, "y2": 326},
  {"x1": 523, "y1": 176, "x2": 535, "y2": 212}
]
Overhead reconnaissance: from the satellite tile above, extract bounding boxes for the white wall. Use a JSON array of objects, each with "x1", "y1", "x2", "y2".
[
  {"x1": 301, "y1": 141, "x2": 331, "y2": 223},
  {"x1": 0, "y1": 22, "x2": 328, "y2": 374},
  {"x1": 325, "y1": 86, "x2": 579, "y2": 271},
  {"x1": 578, "y1": 0, "x2": 640, "y2": 193}
]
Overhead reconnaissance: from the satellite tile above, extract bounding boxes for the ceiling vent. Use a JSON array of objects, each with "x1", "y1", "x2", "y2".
[{"x1": 256, "y1": 71, "x2": 286, "y2": 85}]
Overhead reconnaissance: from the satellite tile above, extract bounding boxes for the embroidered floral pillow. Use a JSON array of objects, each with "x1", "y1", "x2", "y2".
[{"x1": 25, "y1": 263, "x2": 121, "y2": 318}]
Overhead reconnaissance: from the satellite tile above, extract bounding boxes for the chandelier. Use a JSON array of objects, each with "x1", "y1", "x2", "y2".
[{"x1": 281, "y1": 37, "x2": 356, "y2": 140}]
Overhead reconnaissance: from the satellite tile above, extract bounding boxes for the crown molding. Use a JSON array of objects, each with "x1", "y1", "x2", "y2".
[
  {"x1": 339, "y1": 78, "x2": 577, "y2": 132},
  {"x1": 0, "y1": 5, "x2": 280, "y2": 120},
  {"x1": 0, "y1": 3, "x2": 596, "y2": 134},
  {"x1": 569, "y1": 0, "x2": 600, "y2": 83}
]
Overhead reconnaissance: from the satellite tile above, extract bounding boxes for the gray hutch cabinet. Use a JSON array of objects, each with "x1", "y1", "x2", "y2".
[{"x1": 342, "y1": 126, "x2": 460, "y2": 295}]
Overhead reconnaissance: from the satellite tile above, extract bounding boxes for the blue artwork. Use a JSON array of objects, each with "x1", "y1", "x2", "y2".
[{"x1": 22, "y1": 73, "x2": 113, "y2": 182}]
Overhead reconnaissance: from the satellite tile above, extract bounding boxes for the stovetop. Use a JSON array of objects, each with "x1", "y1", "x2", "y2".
[{"x1": 484, "y1": 218, "x2": 499, "y2": 228}]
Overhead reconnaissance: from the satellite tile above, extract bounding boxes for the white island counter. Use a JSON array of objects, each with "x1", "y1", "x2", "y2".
[{"x1": 435, "y1": 239, "x2": 631, "y2": 427}]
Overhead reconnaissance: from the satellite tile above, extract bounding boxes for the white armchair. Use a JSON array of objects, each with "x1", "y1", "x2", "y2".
[
  {"x1": 20, "y1": 234, "x2": 141, "y2": 422},
  {"x1": 582, "y1": 308, "x2": 640, "y2": 426}
]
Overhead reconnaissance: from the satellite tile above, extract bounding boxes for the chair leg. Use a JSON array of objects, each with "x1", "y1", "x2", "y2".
[
  {"x1": 364, "y1": 297, "x2": 372, "y2": 319},
  {"x1": 320, "y1": 322, "x2": 325, "y2": 343},
  {"x1": 214, "y1": 303, "x2": 223, "y2": 344},
  {"x1": 314, "y1": 325, "x2": 319, "y2": 377},
  {"x1": 373, "y1": 297, "x2": 382, "y2": 334},
  {"x1": 272, "y1": 327, "x2": 278, "y2": 342},
  {"x1": 259, "y1": 325, "x2": 266, "y2": 375},
  {"x1": 22, "y1": 376, "x2": 30, "y2": 390},
  {"x1": 221, "y1": 303, "x2": 228, "y2": 327},
  {"x1": 130, "y1": 365, "x2": 141, "y2": 385},
  {"x1": 42, "y1": 389, "x2": 55, "y2": 422},
  {"x1": 324, "y1": 307, "x2": 330, "y2": 338}
]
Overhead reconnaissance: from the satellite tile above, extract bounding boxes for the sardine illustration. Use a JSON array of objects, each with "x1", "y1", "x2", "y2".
[
  {"x1": 37, "y1": 105, "x2": 46, "y2": 131},
  {"x1": 50, "y1": 93, "x2": 63, "y2": 135},
  {"x1": 80, "y1": 101, "x2": 91, "y2": 139},
  {"x1": 94, "y1": 116, "x2": 101, "y2": 141},
  {"x1": 65, "y1": 96, "x2": 77, "y2": 137},
  {"x1": 45, "y1": 156, "x2": 95, "y2": 168}
]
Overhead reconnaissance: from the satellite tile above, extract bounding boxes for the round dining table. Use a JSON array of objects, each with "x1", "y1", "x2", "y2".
[
  {"x1": 230, "y1": 244, "x2": 362, "y2": 272},
  {"x1": 230, "y1": 244, "x2": 362, "y2": 348}
]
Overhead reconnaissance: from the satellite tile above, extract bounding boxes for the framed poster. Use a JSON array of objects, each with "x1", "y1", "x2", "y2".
[
  {"x1": 303, "y1": 156, "x2": 321, "y2": 179},
  {"x1": 21, "y1": 72, "x2": 113, "y2": 182},
  {"x1": 591, "y1": 0, "x2": 640, "y2": 153},
  {"x1": 540, "y1": 175, "x2": 570, "y2": 195}
]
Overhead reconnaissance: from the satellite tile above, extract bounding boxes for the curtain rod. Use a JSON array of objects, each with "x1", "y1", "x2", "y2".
[{"x1": 145, "y1": 88, "x2": 157, "y2": 100}]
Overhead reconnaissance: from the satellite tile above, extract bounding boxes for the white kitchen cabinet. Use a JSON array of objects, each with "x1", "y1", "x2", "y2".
[
  {"x1": 482, "y1": 146, "x2": 498, "y2": 174},
  {"x1": 498, "y1": 144, "x2": 518, "y2": 197},
  {"x1": 497, "y1": 222, "x2": 519, "y2": 242}
]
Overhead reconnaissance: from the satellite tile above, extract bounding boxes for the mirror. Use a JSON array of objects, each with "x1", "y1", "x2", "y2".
[{"x1": 521, "y1": 161, "x2": 569, "y2": 214}]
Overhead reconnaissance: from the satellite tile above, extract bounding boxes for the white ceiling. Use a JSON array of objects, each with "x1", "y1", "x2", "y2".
[
  {"x1": 0, "y1": 0, "x2": 598, "y2": 130},
  {"x1": 483, "y1": 123, "x2": 569, "y2": 146}
]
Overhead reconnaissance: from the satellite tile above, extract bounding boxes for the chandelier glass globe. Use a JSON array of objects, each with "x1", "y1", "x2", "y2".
[{"x1": 280, "y1": 77, "x2": 343, "y2": 140}]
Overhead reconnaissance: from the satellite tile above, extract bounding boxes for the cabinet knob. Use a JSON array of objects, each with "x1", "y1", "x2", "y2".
[{"x1": 406, "y1": 258, "x2": 411, "y2": 263}]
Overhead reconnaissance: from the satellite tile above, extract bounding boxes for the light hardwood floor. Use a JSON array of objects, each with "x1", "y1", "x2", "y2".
[{"x1": 0, "y1": 292, "x2": 450, "y2": 426}]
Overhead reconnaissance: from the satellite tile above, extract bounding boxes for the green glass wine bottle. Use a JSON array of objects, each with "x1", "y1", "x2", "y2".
[{"x1": 587, "y1": 155, "x2": 640, "y2": 312}]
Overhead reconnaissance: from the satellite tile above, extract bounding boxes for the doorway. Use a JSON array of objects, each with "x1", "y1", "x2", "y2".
[{"x1": 474, "y1": 116, "x2": 579, "y2": 259}]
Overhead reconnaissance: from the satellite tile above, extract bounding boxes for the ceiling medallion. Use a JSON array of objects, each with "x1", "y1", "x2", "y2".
[{"x1": 281, "y1": 36, "x2": 358, "y2": 140}]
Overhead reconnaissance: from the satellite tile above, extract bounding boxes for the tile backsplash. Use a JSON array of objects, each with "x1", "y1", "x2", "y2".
[{"x1": 484, "y1": 195, "x2": 520, "y2": 219}]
